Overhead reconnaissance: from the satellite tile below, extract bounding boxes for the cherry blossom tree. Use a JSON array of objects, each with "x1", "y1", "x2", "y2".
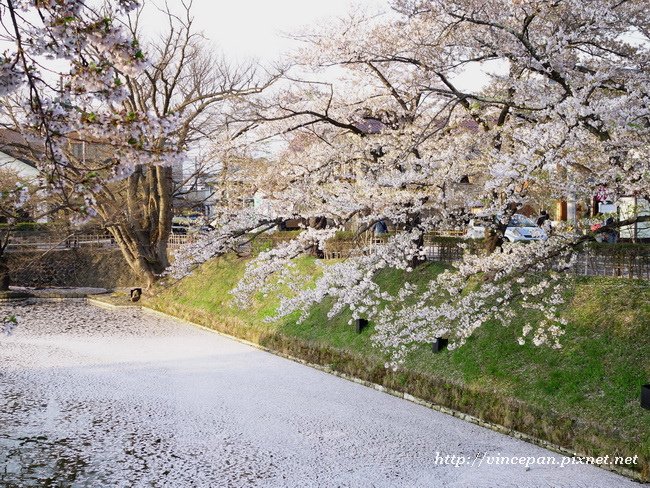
[
  {"x1": 81, "y1": 2, "x2": 277, "y2": 287},
  {"x1": 170, "y1": 0, "x2": 649, "y2": 365},
  {"x1": 0, "y1": 0, "x2": 180, "y2": 286},
  {"x1": 0, "y1": 0, "x2": 279, "y2": 287}
]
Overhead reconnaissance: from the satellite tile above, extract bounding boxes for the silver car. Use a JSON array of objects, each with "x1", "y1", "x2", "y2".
[{"x1": 465, "y1": 214, "x2": 548, "y2": 242}]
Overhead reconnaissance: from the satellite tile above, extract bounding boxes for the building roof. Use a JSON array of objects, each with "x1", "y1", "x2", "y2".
[
  {"x1": 353, "y1": 117, "x2": 385, "y2": 134},
  {"x1": 0, "y1": 128, "x2": 43, "y2": 169}
]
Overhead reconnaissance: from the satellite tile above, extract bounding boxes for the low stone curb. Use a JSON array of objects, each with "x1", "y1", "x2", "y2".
[
  {"x1": 87, "y1": 297, "x2": 139, "y2": 309},
  {"x1": 2, "y1": 288, "x2": 109, "y2": 300},
  {"x1": 89, "y1": 300, "x2": 642, "y2": 482},
  {"x1": 0, "y1": 291, "x2": 34, "y2": 300}
]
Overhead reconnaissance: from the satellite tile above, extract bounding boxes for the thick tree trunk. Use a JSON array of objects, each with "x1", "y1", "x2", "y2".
[
  {"x1": 0, "y1": 232, "x2": 10, "y2": 291},
  {"x1": 484, "y1": 228, "x2": 504, "y2": 254},
  {"x1": 485, "y1": 204, "x2": 515, "y2": 254},
  {"x1": 108, "y1": 226, "x2": 169, "y2": 289},
  {"x1": 405, "y1": 212, "x2": 424, "y2": 268},
  {"x1": 307, "y1": 216, "x2": 328, "y2": 258},
  {"x1": 100, "y1": 165, "x2": 174, "y2": 289},
  {"x1": 0, "y1": 255, "x2": 10, "y2": 291}
]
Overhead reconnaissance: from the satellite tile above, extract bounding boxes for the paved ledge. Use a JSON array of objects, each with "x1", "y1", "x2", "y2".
[
  {"x1": 87, "y1": 296, "x2": 140, "y2": 309},
  {"x1": 2, "y1": 287, "x2": 109, "y2": 299}
]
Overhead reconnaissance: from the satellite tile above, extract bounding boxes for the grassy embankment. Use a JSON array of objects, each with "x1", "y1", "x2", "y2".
[{"x1": 147, "y1": 252, "x2": 650, "y2": 480}]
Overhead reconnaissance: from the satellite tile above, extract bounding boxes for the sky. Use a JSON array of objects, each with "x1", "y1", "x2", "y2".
[
  {"x1": 138, "y1": 0, "x2": 499, "y2": 160},
  {"x1": 141, "y1": 0, "x2": 499, "y2": 91},
  {"x1": 147, "y1": 0, "x2": 388, "y2": 64}
]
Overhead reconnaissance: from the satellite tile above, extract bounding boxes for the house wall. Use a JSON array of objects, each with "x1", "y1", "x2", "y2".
[
  {"x1": 619, "y1": 197, "x2": 650, "y2": 240},
  {"x1": 0, "y1": 151, "x2": 39, "y2": 179}
]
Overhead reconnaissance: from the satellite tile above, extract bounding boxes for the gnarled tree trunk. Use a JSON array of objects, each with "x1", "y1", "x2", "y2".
[
  {"x1": 0, "y1": 230, "x2": 11, "y2": 291},
  {"x1": 0, "y1": 256, "x2": 10, "y2": 291},
  {"x1": 100, "y1": 165, "x2": 173, "y2": 289}
]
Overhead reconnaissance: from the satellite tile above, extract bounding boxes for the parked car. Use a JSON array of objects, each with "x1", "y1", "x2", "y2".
[
  {"x1": 465, "y1": 214, "x2": 548, "y2": 242},
  {"x1": 171, "y1": 224, "x2": 188, "y2": 235},
  {"x1": 172, "y1": 215, "x2": 208, "y2": 235},
  {"x1": 197, "y1": 224, "x2": 214, "y2": 235}
]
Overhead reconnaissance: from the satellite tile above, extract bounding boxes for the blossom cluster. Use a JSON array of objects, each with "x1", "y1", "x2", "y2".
[
  {"x1": 194, "y1": 0, "x2": 650, "y2": 365},
  {"x1": 1, "y1": 0, "x2": 183, "y2": 220}
]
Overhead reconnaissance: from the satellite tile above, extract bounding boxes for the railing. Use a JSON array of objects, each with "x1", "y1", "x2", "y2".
[
  {"x1": 6, "y1": 232, "x2": 116, "y2": 251},
  {"x1": 323, "y1": 234, "x2": 650, "y2": 280},
  {"x1": 6, "y1": 231, "x2": 195, "y2": 252},
  {"x1": 571, "y1": 248, "x2": 650, "y2": 280},
  {"x1": 323, "y1": 232, "x2": 469, "y2": 261},
  {"x1": 429, "y1": 229, "x2": 466, "y2": 238},
  {"x1": 168, "y1": 234, "x2": 195, "y2": 248},
  {"x1": 9, "y1": 230, "x2": 650, "y2": 280}
]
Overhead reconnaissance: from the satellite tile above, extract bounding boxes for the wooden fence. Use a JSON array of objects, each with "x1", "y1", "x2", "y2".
[
  {"x1": 324, "y1": 234, "x2": 650, "y2": 280},
  {"x1": 6, "y1": 231, "x2": 194, "y2": 252},
  {"x1": 8, "y1": 230, "x2": 650, "y2": 280},
  {"x1": 322, "y1": 230, "x2": 467, "y2": 260},
  {"x1": 571, "y1": 248, "x2": 650, "y2": 280}
]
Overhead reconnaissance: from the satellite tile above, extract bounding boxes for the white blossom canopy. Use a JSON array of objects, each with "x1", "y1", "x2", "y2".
[{"x1": 155, "y1": 0, "x2": 650, "y2": 364}]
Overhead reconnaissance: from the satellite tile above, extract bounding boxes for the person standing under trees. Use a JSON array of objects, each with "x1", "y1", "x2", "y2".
[
  {"x1": 536, "y1": 210, "x2": 552, "y2": 234},
  {"x1": 536, "y1": 210, "x2": 550, "y2": 227}
]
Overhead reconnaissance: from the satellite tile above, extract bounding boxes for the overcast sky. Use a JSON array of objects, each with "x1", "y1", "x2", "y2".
[
  {"x1": 140, "y1": 0, "x2": 498, "y2": 92},
  {"x1": 146, "y1": 0, "x2": 388, "y2": 64}
]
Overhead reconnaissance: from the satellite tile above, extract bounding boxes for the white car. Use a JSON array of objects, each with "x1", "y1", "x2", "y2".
[{"x1": 465, "y1": 214, "x2": 548, "y2": 242}]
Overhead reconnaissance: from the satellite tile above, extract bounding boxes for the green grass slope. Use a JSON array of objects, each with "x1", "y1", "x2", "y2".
[{"x1": 148, "y1": 254, "x2": 650, "y2": 480}]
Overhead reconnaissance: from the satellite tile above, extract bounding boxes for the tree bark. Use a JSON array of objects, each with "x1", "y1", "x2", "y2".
[
  {"x1": 405, "y1": 212, "x2": 424, "y2": 268},
  {"x1": 101, "y1": 165, "x2": 174, "y2": 289},
  {"x1": 0, "y1": 256, "x2": 10, "y2": 291},
  {"x1": 0, "y1": 231, "x2": 10, "y2": 291}
]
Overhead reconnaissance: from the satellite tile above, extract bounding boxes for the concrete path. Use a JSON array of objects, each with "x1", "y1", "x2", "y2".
[{"x1": 0, "y1": 300, "x2": 643, "y2": 487}]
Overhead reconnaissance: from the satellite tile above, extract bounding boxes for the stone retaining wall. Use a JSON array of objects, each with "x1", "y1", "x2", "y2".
[{"x1": 8, "y1": 249, "x2": 138, "y2": 289}]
